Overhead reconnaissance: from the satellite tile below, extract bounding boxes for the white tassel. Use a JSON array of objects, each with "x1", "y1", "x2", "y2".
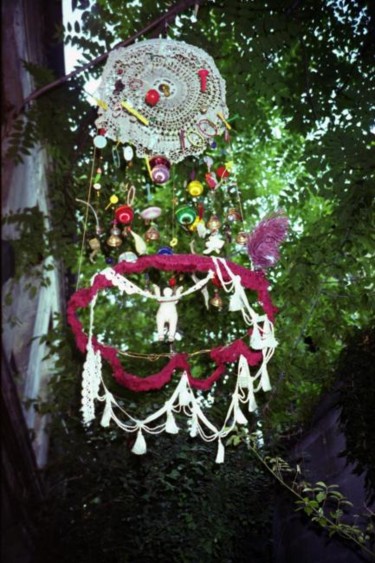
[
  {"x1": 165, "y1": 410, "x2": 179, "y2": 434},
  {"x1": 248, "y1": 379, "x2": 258, "y2": 412},
  {"x1": 179, "y1": 384, "x2": 192, "y2": 407},
  {"x1": 261, "y1": 318, "x2": 278, "y2": 348},
  {"x1": 189, "y1": 415, "x2": 198, "y2": 438},
  {"x1": 132, "y1": 429, "x2": 147, "y2": 455},
  {"x1": 130, "y1": 230, "x2": 147, "y2": 255},
  {"x1": 229, "y1": 290, "x2": 244, "y2": 312},
  {"x1": 100, "y1": 393, "x2": 112, "y2": 427},
  {"x1": 261, "y1": 363, "x2": 272, "y2": 392},
  {"x1": 238, "y1": 355, "x2": 251, "y2": 388},
  {"x1": 234, "y1": 401, "x2": 248, "y2": 425},
  {"x1": 215, "y1": 439, "x2": 225, "y2": 463},
  {"x1": 250, "y1": 324, "x2": 263, "y2": 349}
]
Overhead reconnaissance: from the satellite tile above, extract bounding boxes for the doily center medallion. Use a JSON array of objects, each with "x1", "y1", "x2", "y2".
[{"x1": 94, "y1": 38, "x2": 229, "y2": 163}]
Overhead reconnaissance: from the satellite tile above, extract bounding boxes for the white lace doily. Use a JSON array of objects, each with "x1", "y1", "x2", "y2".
[{"x1": 95, "y1": 38, "x2": 229, "y2": 163}]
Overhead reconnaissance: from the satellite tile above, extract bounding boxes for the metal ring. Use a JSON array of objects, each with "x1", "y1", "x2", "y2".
[
  {"x1": 127, "y1": 185, "x2": 136, "y2": 206},
  {"x1": 197, "y1": 119, "x2": 218, "y2": 138},
  {"x1": 186, "y1": 129, "x2": 206, "y2": 148}
]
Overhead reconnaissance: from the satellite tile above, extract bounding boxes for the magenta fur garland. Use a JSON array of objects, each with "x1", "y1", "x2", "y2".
[{"x1": 67, "y1": 254, "x2": 276, "y2": 392}]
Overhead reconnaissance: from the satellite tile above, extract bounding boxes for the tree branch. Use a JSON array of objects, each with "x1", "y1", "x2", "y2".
[{"x1": 20, "y1": 0, "x2": 202, "y2": 112}]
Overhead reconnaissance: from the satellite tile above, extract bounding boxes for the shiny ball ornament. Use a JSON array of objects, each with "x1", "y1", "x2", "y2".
[
  {"x1": 145, "y1": 89, "x2": 160, "y2": 106},
  {"x1": 118, "y1": 251, "x2": 138, "y2": 263},
  {"x1": 216, "y1": 166, "x2": 229, "y2": 179},
  {"x1": 123, "y1": 146, "x2": 134, "y2": 161},
  {"x1": 93, "y1": 135, "x2": 107, "y2": 149},
  {"x1": 236, "y1": 231, "x2": 249, "y2": 246},
  {"x1": 140, "y1": 207, "x2": 162, "y2": 222},
  {"x1": 115, "y1": 205, "x2": 134, "y2": 225},
  {"x1": 145, "y1": 225, "x2": 160, "y2": 241},
  {"x1": 207, "y1": 215, "x2": 221, "y2": 232},
  {"x1": 176, "y1": 206, "x2": 197, "y2": 226},
  {"x1": 149, "y1": 156, "x2": 171, "y2": 184},
  {"x1": 227, "y1": 208, "x2": 241, "y2": 222},
  {"x1": 106, "y1": 226, "x2": 123, "y2": 248},
  {"x1": 157, "y1": 246, "x2": 173, "y2": 255},
  {"x1": 210, "y1": 289, "x2": 223, "y2": 309},
  {"x1": 187, "y1": 180, "x2": 204, "y2": 197}
]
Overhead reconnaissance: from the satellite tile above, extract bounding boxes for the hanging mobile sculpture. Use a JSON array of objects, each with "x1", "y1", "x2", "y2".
[{"x1": 71, "y1": 36, "x2": 289, "y2": 462}]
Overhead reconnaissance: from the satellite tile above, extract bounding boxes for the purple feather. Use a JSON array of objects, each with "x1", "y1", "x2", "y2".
[{"x1": 247, "y1": 212, "x2": 289, "y2": 269}]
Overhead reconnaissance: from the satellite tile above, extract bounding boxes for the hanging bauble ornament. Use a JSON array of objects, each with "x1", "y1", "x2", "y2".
[
  {"x1": 145, "y1": 89, "x2": 160, "y2": 106},
  {"x1": 205, "y1": 172, "x2": 218, "y2": 190},
  {"x1": 118, "y1": 251, "x2": 138, "y2": 263},
  {"x1": 149, "y1": 156, "x2": 171, "y2": 184},
  {"x1": 210, "y1": 289, "x2": 223, "y2": 309},
  {"x1": 227, "y1": 208, "x2": 242, "y2": 222},
  {"x1": 140, "y1": 207, "x2": 162, "y2": 222},
  {"x1": 94, "y1": 38, "x2": 229, "y2": 163},
  {"x1": 176, "y1": 206, "x2": 197, "y2": 226},
  {"x1": 157, "y1": 246, "x2": 173, "y2": 255},
  {"x1": 187, "y1": 180, "x2": 204, "y2": 197},
  {"x1": 123, "y1": 146, "x2": 134, "y2": 162},
  {"x1": 145, "y1": 225, "x2": 160, "y2": 241},
  {"x1": 115, "y1": 205, "x2": 134, "y2": 225},
  {"x1": 216, "y1": 166, "x2": 230, "y2": 179},
  {"x1": 207, "y1": 215, "x2": 221, "y2": 232},
  {"x1": 236, "y1": 231, "x2": 249, "y2": 245},
  {"x1": 93, "y1": 135, "x2": 107, "y2": 149},
  {"x1": 107, "y1": 226, "x2": 123, "y2": 248}
]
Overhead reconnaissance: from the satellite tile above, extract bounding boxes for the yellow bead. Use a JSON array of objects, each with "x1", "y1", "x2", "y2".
[{"x1": 187, "y1": 180, "x2": 204, "y2": 197}]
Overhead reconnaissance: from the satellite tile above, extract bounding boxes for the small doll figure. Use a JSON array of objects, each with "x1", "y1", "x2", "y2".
[
  {"x1": 153, "y1": 285, "x2": 184, "y2": 342},
  {"x1": 203, "y1": 232, "x2": 225, "y2": 255}
]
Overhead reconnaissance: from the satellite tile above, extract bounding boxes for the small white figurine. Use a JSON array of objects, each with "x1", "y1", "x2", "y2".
[
  {"x1": 203, "y1": 232, "x2": 225, "y2": 255},
  {"x1": 153, "y1": 285, "x2": 184, "y2": 342}
]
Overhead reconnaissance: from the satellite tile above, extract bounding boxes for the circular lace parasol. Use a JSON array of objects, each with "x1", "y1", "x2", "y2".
[{"x1": 95, "y1": 38, "x2": 229, "y2": 163}]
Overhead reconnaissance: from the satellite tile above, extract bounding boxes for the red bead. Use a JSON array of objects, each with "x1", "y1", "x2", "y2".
[
  {"x1": 98, "y1": 128, "x2": 106, "y2": 136},
  {"x1": 216, "y1": 166, "x2": 230, "y2": 179},
  {"x1": 145, "y1": 89, "x2": 160, "y2": 106},
  {"x1": 169, "y1": 277, "x2": 177, "y2": 288},
  {"x1": 115, "y1": 205, "x2": 134, "y2": 225}
]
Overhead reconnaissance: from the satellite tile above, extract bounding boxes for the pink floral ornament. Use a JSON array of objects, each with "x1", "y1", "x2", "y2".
[{"x1": 247, "y1": 212, "x2": 289, "y2": 269}]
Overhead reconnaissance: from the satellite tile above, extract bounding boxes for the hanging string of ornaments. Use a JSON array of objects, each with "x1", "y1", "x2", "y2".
[{"x1": 68, "y1": 36, "x2": 289, "y2": 463}]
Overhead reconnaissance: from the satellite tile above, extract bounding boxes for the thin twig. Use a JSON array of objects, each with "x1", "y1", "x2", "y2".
[{"x1": 19, "y1": 0, "x2": 203, "y2": 113}]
